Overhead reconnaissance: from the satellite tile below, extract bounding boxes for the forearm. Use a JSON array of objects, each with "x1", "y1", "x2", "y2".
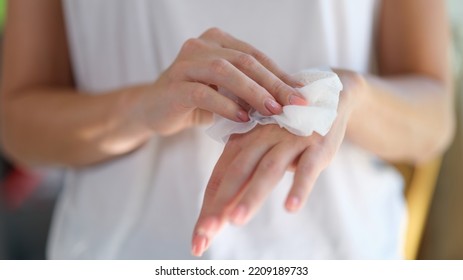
[
  {"x1": 1, "y1": 85, "x2": 154, "y2": 167},
  {"x1": 346, "y1": 74, "x2": 454, "y2": 163}
]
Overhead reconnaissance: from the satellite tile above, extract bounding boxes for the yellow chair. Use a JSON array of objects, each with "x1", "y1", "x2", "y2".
[{"x1": 396, "y1": 159, "x2": 442, "y2": 260}]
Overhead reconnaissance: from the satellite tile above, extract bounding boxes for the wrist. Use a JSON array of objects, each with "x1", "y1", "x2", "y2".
[
  {"x1": 119, "y1": 82, "x2": 159, "y2": 133},
  {"x1": 333, "y1": 69, "x2": 367, "y2": 117}
]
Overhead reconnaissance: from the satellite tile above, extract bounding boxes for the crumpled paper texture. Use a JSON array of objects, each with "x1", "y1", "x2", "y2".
[{"x1": 207, "y1": 69, "x2": 343, "y2": 143}]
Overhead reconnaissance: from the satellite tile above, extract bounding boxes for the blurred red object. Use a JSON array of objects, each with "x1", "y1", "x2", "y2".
[{"x1": 1, "y1": 167, "x2": 42, "y2": 210}]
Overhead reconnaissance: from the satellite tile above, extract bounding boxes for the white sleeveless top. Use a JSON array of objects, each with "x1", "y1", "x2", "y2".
[{"x1": 49, "y1": 0, "x2": 406, "y2": 259}]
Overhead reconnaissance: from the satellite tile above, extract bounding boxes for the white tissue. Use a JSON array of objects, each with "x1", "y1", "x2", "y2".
[{"x1": 207, "y1": 69, "x2": 343, "y2": 143}]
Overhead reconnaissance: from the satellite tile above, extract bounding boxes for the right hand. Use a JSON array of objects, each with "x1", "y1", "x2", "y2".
[{"x1": 139, "y1": 27, "x2": 306, "y2": 135}]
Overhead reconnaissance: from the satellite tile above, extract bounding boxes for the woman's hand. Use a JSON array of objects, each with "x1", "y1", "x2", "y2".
[
  {"x1": 190, "y1": 70, "x2": 364, "y2": 256},
  {"x1": 139, "y1": 27, "x2": 306, "y2": 135}
]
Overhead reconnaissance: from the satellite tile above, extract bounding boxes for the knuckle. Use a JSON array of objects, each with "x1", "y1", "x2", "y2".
[
  {"x1": 209, "y1": 58, "x2": 230, "y2": 76},
  {"x1": 203, "y1": 27, "x2": 225, "y2": 38},
  {"x1": 245, "y1": 82, "x2": 264, "y2": 97},
  {"x1": 271, "y1": 80, "x2": 287, "y2": 96},
  {"x1": 311, "y1": 133, "x2": 325, "y2": 146},
  {"x1": 206, "y1": 175, "x2": 222, "y2": 195},
  {"x1": 280, "y1": 73, "x2": 297, "y2": 86},
  {"x1": 236, "y1": 53, "x2": 256, "y2": 69},
  {"x1": 240, "y1": 82, "x2": 267, "y2": 107},
  {"x1": 181, "y1": 38, "x2": 204, "y2": 54},
  {"x1": 299, "y1": 160, "x2": 317, "y2": 175},
  {"x1": 226, "y1": 135, "x2": 245, "y2": 150},
  {"x1": 190, "y1": 84, "x2": 209, "y2": 104},
  {"x1": 251, "y1": 50, "x2": 270, "y2": 65},
  {"x1": 228, "y1": 159, "x2": 246, "y2": 176},
  {"x1": 226, "y1": 136, "x2": 239, "y2": 147},
  {"x1": 259, "y1": 157, "x2": 281, "y2": 174}
]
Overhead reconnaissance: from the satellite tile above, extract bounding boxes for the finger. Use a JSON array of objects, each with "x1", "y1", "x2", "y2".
[
  {"x1": 192, "y1": 129, "x2": 280, "y2": 257},
  {"x1": 217, "y1": 48, "x2": 307, "y2": 106},
  {"x1": 285, "y1": 146, "x2": 324, "y2": 212},
  {"x1": 192, "y1": 135, "x2": 278, "y2": 257},
  {"x1": 192, "y1": 139, "x2": 242, "y2": 257},
  {"x1": 179, "y1": 82, "x2": 250, "y2": 122},
  {"x1": 228, "y1": 141, "x2": 305, "y2": 225},
  {"x1": 183, "y1": 58, "x2": 283, "y2": 116},
  {"x1": 208, "y1": 140, "x2": 277, "y2": 217},
  {"x1": 200, "y1": 138, "x2": 243, "y2": 215},
  {"x1": 201, "y1": 28, "x2": 303, "y2": 89},
  {"x1": 191, "y1": 215, "x2": 221, "y2": 257}
]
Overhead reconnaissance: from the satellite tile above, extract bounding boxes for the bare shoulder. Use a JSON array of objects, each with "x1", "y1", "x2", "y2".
[
  {"x1": 377, "y1": 0, "x2": 450, "y2": 81},
  {"x1": 2, "y1": 0, "x2": 73, "y2": 97}
]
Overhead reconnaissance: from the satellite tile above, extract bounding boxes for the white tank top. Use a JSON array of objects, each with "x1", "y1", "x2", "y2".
[{"x1": 49, "y1": 0, "x2": 405, "y2": 259}]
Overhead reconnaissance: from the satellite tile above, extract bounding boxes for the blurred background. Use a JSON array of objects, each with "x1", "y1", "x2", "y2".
[{"x1": 0, "y1": 0, "x2": 462, "y2": 259}]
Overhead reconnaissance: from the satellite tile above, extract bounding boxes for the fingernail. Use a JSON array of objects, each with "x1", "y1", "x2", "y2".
[
  {"x1": 289, "y1": 95, "x2": 308, "y2": 106},
  {"x1": 191, "y1": 234, "x2": 207, "y2": 257},
  {"x1": 285, "y1": 196, "x2": 300, "y2": 212},
  {"x1": 236, "y1": 110, "x2": 250, "y2": 122},
  {"x1": 197, "y1": 217, "x2": 219, "y2": 236},
  {"x1": 230, "y1": 204, "x2": 248, "y2": 225},
  {"x1": 264, "y1": 99, "x2": 282, "y2": 115},
  {"x1": 294, "y1": 81, "x2": 305, "y2": 88}
]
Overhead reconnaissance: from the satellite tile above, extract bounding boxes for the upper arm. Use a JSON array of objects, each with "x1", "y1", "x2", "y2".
[
  {"x1": 1, "y1": 0, "x2": 73, "y2": 98},
  {"x1": 377, "y1": 0, "x2": 451, "y2": 82}
]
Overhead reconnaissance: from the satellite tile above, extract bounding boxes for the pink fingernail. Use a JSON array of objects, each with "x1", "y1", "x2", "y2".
[
  {"x1": 264, "y1": 99, "x2": 282, "y2": 115},
  {"x1": 294, "y1": 81, "x2": 305, "y2": 88},
  {"x1": 230, "y1": 204, "x2": 248, "y2": 225},
  {"x1": 289, "y1": 95, "x2": 308, "y2": 106},
  {"x1": 191, "y1": 234, "x2": 207, "y2": 257},
  {"x1": 197, "y1": 217, "x2": 220, "y2": 235},
  {"x1": 236, "y1": 110, "x2": 250, "y2": 122},
  {"x1": 285, "y1": 196, "x2": 300, "y2": 212}
]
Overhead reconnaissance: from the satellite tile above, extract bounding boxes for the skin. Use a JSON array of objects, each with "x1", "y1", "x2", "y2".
[
  {"x1": 1, "y1": 0, "x2": 305, "y2": 167},
  {"x1": 191, "y1": 0, "x2": 455, "y2": 256},
  {"x1": 0, "y1": 0, "x2": 454, "y2": 257}
]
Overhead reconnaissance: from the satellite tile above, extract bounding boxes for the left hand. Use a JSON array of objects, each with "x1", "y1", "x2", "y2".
[{"x1": 191, "y1": 70, "x2": 364, "y2": 257}]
